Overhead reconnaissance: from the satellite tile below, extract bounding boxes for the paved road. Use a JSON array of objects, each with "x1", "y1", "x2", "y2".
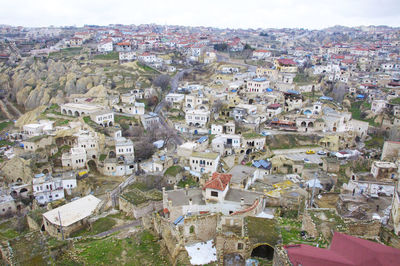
[
  {"x1": 153, "y1": 69, "x2": 192, "y2": 146},
  {"x1": 272, "y1": 147, "x2": 323, "y2": 155},
  {"x1": 93, "y1": 219, "x2": 142, "y2": 238}
]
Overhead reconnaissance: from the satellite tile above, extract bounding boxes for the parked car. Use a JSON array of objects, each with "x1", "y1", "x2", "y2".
[
  {"x1": 306, "y1": 150, "x2": 315, "y2": 154},
  {"x1": 303, "y1": 158, "x2": 310, "y2": 163},
  {"x1": 317, "y1": 150, "x2": 327, "y2": 155}
]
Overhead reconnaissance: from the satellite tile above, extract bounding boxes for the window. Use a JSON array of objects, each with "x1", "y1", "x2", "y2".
[
  {"x1": 237, "y1": 243, "x2": 243, "y2": 250},
  {"x1": 211, "y1": 191, "x2": 218, "y2": 197}
]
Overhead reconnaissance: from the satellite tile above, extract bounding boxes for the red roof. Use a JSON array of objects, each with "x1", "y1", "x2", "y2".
[
  {"x1": 285, "y1": 232, "x2": 400, "y2": 266},
  {"x1": 267, "y1": 103, "x2": 281, "y2": 109},
  {"x1": 254, "y1": 49, "x2": 270, "y2": 53},
  {"x1": 117, "y1": 42, "x2": 130, "y2": 46},
  {"x1": 203, "y1": 172, "x2": 232, "y2": 191},
  {"x1": 277, "y1": 58, "x2": 296, "y2": 66},
  {"x1": 163, "y1": 208, "x2": 169, "y2": 214}
]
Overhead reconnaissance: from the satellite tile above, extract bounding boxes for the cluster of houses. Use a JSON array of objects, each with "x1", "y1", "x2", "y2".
[{"x1": 1, "y1": 23, "x2": 400, "y2": 265}]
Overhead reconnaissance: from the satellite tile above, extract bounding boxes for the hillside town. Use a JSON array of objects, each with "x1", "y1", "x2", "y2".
[{"x1": 0, "y1": 23, "x2": 400, "y2": 265}]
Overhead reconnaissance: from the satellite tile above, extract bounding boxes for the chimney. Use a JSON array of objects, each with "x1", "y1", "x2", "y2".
[
  {"x1": 185, "y1": 184, "x2": 189, "y2": 196},
  {"x1": 189, "y1": 198, "x2": 192, "y2": 205}
]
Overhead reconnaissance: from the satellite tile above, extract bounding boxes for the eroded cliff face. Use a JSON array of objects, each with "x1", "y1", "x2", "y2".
[{"x1": 0, "y1": 56, "x2": 105, "y2": 110}]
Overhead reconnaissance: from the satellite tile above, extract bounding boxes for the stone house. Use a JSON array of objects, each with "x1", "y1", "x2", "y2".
[
  {"x1": 189, "y1": 151, "x2": 220, "y2": 174},
  {"x1": 42, "y1": 195, "x2": 101, "y2": 239},
  {"x1": 141, "y1": 113, "x2": 161, "y2": 130},
  {"x1": 185, "y1": 109, "x2": 210, "y2": 128},
  {"x1": 115, "y1": 137, "x2": 134, "y2": 161},
  {"x1": 32, "y1": 173, "x2": 77, "y2": 205},
  {"x1": 391, "y1": 182, "x2": 400, "y2": 235},
  {"x1": 119, "y1": 188, "x2": 162, "y2": 219},
  {"x1": 22, "y1": 135, "x2": 53, "y2": 152},
  {"x1": 61, "y1": 147, "x2": 87, "y2": 169},
  {"x1": 370, "y1": 161, "x2": 398, "y2": 180},
  {"x1": 89, "y1": 109, "x2": 114, "y2": 127}
]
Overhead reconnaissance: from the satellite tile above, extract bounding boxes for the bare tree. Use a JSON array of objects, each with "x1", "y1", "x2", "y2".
[
  {"x1": 153, "y1": 74, "x2": 171, "y2": 91},
  {"x1": 134, "y1": 137, "x2": 156, "y2": 161},
  {"x1": 332, "y1": 82, "x2": 346, "y2": 104},
  {"x1": 212, "y1": 100, "x2": 224, "y2": 113}
]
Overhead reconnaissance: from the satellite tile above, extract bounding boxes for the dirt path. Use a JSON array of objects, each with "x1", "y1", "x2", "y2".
[{"x1": 93, "y1": 220, "x2": 142, "y2": 238}]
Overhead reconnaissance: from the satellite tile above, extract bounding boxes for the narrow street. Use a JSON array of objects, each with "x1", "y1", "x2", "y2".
[{"x1": 153, "y1": 68, "x2": 192, "y2": 146}]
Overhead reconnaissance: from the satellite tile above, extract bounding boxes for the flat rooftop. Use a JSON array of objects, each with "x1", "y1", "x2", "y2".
[
  {"x1": 62, "y1": 103, "x2": 102, "y2": 111},
  {"x1": 228, "y1": 165, "x2": 256, "y2": 184},
  {"x1": 43, "y1": 195, "x2": 101, "y2": 227}
]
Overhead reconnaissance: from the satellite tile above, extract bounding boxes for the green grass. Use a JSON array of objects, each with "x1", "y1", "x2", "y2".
[
  {"x1": 49, "y1": 47, "x2": 82, "y2": 58},
  {"x1": 0, "y1": 121, "x2": 12, "y2": 131},
  {"x1": 349, "y1": 101, "x2": 379, "y2": 126},
  {"x1": 54, "y1": 119, "x2": 70, "y2": 126},
  {"x1": 121, "y1": 188, "x2": 162, "y2": 206},
  {"x1": 242, "y1": 132, "x2": 264, "y2": 139},
  {"x1": 164, "y1": 165, "x2": 182, "y2": 176},
  {"x1": 69, "y1": 230, "x2": 169, "y2": 265},
  {"x1": 0, "y1": 140, "x2": 13, "y2": 147},
  {"x1": 93, "y1": 51, "x2": 119, "y2": 60},
  {"x1": 364, "y1": 135, "x2": 384, "y2": 149},
  {"x1": 177, "y1": 176, "x2": 198, "y2": 188},
  {"x1": 245, "y1": 216, "x2": 279, "y2": 246},
  {"x1": 137, "y1": 62, "x2": 160, "y2": 74},
  {"x1": 390, "y1": 97, "x2": 400, "y2": 105},
  {"x1": 99, "y1": 154, "x2": 107, "y2": 161},
  {"x1": 70, "y1": 217, "x2": 116, "y2": 237}
]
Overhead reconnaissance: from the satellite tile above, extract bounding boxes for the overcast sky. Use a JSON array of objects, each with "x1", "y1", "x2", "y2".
[{"x1": 1, "y1": 0, "x2": 400, "y2": 29}]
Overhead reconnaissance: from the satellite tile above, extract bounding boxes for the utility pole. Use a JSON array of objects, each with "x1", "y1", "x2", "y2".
[
  {"x1": 310, "y1": 172, "x2": 318, "y2": 208},
  {"x1": 58, "y1": 210, "x2": 64, "y2": 240}
]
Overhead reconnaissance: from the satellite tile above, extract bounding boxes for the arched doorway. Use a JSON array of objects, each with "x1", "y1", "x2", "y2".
[
  {"x1": 301, "y1": 121, "x2": 306, "y2": 127},
  {"x1": 109, "y1": 151, "x2": 116, "y2": 158},
  {"x1": 224, "y1": 253, "x2": 245, "y2": 266},
  {"x1": 333, "y1": 127, "x2": 337, "y2": 132},
  {"x1": 87, "y1": 160, "x2": 97, "y2": 172},
  {"x1": 42, "y1": 169, "x2": 49, "y2": 174},
  {"x1": 251, "y1": 244, "x2": 274, "y2": 261},
  {"x1": 74, "y1": 111, "x2": 80, "y2": 117},
  {"x1": 68, "y1": 110, "x2": 73, "y2": 116}
]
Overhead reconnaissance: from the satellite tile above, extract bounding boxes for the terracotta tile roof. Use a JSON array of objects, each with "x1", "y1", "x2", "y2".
[
  {"x1": 277, "y1": 58, "x2": 296, "y2": 66},
  {"x1": 285, "y1": 232, "x2": 400, "y2": 266},
  {"x1": 231, "y1": 199, "x2": 259, "y2": 215},
  {"x1": 203, "y1": 172, "x2": 232, "y2": 191}
]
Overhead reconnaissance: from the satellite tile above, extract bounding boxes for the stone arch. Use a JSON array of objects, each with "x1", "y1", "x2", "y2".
[
  {"x1": 301, "y1": 121, "x2": 307, "y2": 127},
  {"x1": 42, "y1": 168, "x2": 49, "y2": 174},
  {"x1": 68, "y1": 110, "x2": 73, "y2": 116},
  {"x1": 74, "y1": 111, "x2": 80, "y2": 117},
  {"x1": 251, "y1": 244, "x2": 274, "y2": 261},
  {"x1": 246, "y1": 149, "x2": 252, "y2": 155},
  {"x1": 194, "y1": 123, "x2": 200, "y2": 127},
  {"x1": 187, "y1": 104, "x2": 192, "y2": 108},
  {"x1": 308, "y1": 122, "x2": 314, "y2": 127},
  {"x1": 81, "y1": 112, "x2": 85, "y2": 115},
  {"x1": 109, "y1": 121, "x2": 113, "y2": 127},
  {"x1": 20, "y1": 188, "x2": 28, "y2": 194},
  {"x1": 87, "y1": 160, "x2": 97, "y2": 172},
  {"x1": 62, "y1": 109, "x2": 67, "y2": 115},
  {"x1": 109, "y1": 151, "x2": 116, "y2": 158}
]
